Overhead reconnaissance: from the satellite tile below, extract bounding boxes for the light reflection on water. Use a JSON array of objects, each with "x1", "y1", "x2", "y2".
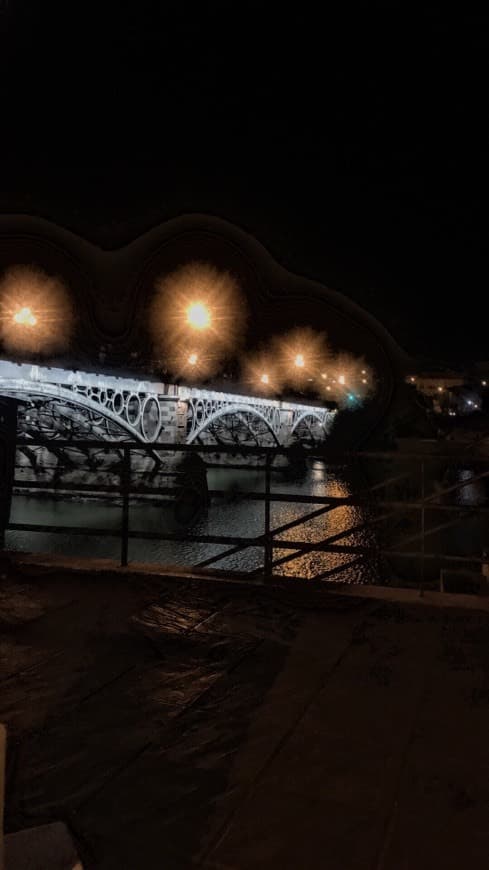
[{"x1": 6, "y1": 460, "x2": 379, "y2": 583}]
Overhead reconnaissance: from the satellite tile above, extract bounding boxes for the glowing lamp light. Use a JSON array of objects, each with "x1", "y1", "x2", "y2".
[
  {"x1": 482, "y1": 381, "x2": 487, "y2": 386},
  {"x1": 188, "y1": 352, "x2": 198, "y2": 366},
  {"x1": 260, "y1": 373, "x2": 269, "y2": 385},
  {"x1": 362, "y1": 378, "x2": 367, "y2": 384},
  {"x1": 294, "y1": 353, "x2": 305, "y2": 368},
  {"x1": 186, "y1": 301, "x2": 211, "y2": 330},
  {"x1": 438, "y1": 386, "x2": 443, "y2": 392},
  {"x1": 321, "y1": 373, "x2": 327, "y2": 379},
  {"x1": 361, "y1": 369, "x2": 366, "y2": 375},
  {"x1": 338, "y1": 374, "x2": 346, "y2": 385},
  {"x1": 348, "y1": 394, "x2": 355, "y2": 401},
  {"x1": 13, "y1": 306, "x2": 37, "y2": 327},
  {"x1": 326, "y1": 386, "x2": 331, "y2": 391}
]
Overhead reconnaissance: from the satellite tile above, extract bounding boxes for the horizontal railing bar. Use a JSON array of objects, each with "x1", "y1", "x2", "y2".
[
  {"x1": 13, "y1": 481, "x2": 126, "y2": 494},
  {"x1": 7, "y1": 522, "x2": 260, "y2": 547},
  {"x1": 383, "y1": 550, "x2": 488, "y2": 564},
  {"x1": 8, "y1": 523, "x2": 122, "y2": 537},
  {"x1": 12, "y1": 480, "x2": 489, "y2": 512},
  {"x1": 7, "y1": 526, "x2": 489, "y2": 567},
  {"x1": 376, "y1": 500, "x2": 489, "y2": 513}
]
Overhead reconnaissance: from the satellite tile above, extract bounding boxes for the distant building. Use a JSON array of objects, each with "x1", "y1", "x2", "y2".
[{"x1": 405, "y1": 371, "x2": 480, "y2": 415}]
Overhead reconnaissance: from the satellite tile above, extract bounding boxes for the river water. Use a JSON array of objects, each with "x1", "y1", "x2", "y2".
[{"x1": 6, "y1": 460, "x2": 380, "y2": 583}]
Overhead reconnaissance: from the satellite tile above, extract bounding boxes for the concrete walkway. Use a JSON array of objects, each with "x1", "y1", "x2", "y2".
[{"x1": 2, "y1": 568, "x2": 489, "y2": 868}]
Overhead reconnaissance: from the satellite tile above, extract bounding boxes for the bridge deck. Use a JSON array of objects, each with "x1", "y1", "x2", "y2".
[
  {"x1": 2, "y1": 565, "x2": 489, "y2": 869},
  {"x1": 0, "y1": 357, "x2": 336, "y2": 445}
]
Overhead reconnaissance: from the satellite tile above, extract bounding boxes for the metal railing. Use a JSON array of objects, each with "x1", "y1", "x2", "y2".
[{"x1": 7, "y1": 438, "x2": 489, "y2": 593}]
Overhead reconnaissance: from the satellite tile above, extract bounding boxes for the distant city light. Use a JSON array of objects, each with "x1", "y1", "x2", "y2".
[
  {"x1": 294, "y1": 353, "x2": 305, "y2": 368},
  {"x1": 260, "y1": 373, "x2": 269, "y2": 385},
  {"x1": 348, "y1": 394, "x2": 355, "y2": 401},
  {"x1": 321, "y1": 373, "x2": 327, "y2": 379},
  {"x1": 326, "y1": 386, "x2": 331, "y2": 391},
  {"x1": 482, "y1": 380, "x2": 487, "y2": 386},
  {"x1": 13, "y1": 306, "x2": 37, "y2": 327},
  {"x1": 410, "y1": 377, "x2": 416, "y2": 383},
  {"x1": 361, "y1": 370, "x2": 366, "y2": 375},
  {"x1": 188, "y1": 352, "x2": 198, "y2": 366},
  {"x1": 338, "y1": 374, "x2": 345, "y2": 385},
  {"x1": 438, "y1": 386, "x2": 443, "y2": 392},
  {"x1": 186, "y1": 301, "x2": 211, "y2": 330},
  {"x1": 467, "y1": 400, "x2": 473, "y2": 406},
  {"x1": 362, "y1": 378, "x2": 367, "y2": 384}
]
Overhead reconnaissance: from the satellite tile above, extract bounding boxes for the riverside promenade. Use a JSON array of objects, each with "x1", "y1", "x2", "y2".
[{"x1": 2, "y1": 557, "x2": 489, "y2": 869}]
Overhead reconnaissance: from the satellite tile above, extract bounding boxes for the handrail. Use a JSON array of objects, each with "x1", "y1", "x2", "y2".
[{"x1": 7, "y1": 438, "x2": 489, "y2": 589}]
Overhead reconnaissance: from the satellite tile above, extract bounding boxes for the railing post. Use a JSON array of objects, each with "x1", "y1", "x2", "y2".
[
  {"x1": 0, "y1": 723, "x2": 5, "y2": 870},
  {"x1": 420, "y1": 459, "x2": 425, "y2": 596},
  {"x1": 120, "y1": 444, "x2": 130, "y2": 567},
  {"x1": 264, "y1": 451, "x2": 272, "y2": 580}
]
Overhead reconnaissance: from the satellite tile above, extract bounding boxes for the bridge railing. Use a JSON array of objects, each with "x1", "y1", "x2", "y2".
[{"x1": 6, "y1": 438, "x2": 489, "y2": 594}]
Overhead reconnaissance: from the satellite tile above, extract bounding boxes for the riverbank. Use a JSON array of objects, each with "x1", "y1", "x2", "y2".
[{"x1": 2, "y1": 563, "x2": 489, "y2": 868}]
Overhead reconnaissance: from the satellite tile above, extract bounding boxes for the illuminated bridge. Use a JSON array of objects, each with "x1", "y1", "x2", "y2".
[{"x1": 0, "y1": 359, "x2": 336, "y2": 448}]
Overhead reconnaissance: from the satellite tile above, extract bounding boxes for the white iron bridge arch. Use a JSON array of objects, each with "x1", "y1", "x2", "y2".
[{"x1": 0, "y1": 359, "x2": 337, "y2": 447}]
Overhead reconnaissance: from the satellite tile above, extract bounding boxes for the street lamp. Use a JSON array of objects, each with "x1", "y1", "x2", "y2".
[
  {"x1": 13, "y1": 306, "x2": 37, "y2": 327},
  {"x1": 186, "y1": 301, "x2": 211, "y2": 330}
]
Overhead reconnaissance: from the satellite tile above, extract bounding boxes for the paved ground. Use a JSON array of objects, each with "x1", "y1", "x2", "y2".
[{"x1": 2, "y1": 567, "x2": 489, "y2": 869}]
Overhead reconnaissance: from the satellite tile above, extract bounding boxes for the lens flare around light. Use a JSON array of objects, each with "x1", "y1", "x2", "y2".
[
  {"x1": 0, "y1": 265, "x2": 73, "y2": 356},
  {"x1": 325, "y1": 354, "x2": 375, "y2": 408},
  {"x1": 242, "y1": 349, "x2": 281, "y2": 394},
  {"x1": 274, "y1": 327, "x2": 331, "y2": 390},
  {"x1": 150, "y1": 261, "x2": 246, "y2": 380},
  {"x1": 166, "y1": 339, "x2": 219, "y2": 381}
]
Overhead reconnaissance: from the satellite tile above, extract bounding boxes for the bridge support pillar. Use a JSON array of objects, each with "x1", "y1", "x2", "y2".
[
  {"x1": 278, "y1": 409, "x2": 294, "y2": 447},
  {"x1": 157, "y1": 399, "x2": 187, "y2": 444}
]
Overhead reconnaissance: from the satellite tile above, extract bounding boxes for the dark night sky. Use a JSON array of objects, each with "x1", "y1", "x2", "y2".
[{"x1": 0, "y1": 3, "x2": 486, "y2": 364}]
